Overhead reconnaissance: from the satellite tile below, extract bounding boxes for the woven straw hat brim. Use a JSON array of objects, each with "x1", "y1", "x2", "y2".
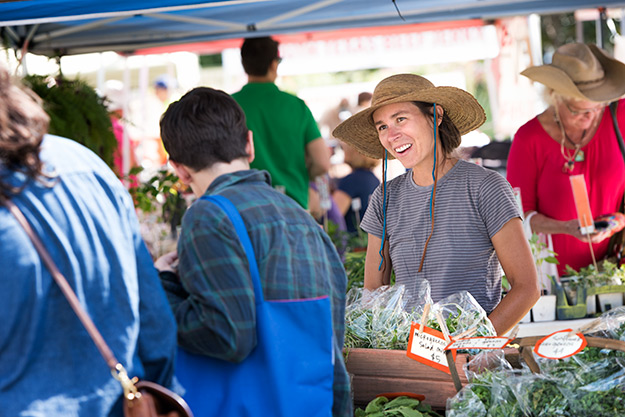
[
  {"x1": 521, "y1": 44, "x2": 625, "y2": 103},
  {"x1": 332, "y1": 86, "x2": 486, "y2": 160}
]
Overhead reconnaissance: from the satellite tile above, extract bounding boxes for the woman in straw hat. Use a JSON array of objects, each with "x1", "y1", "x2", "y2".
[
  {"x1": 333, "y1": 74, "x2": 539, "y2": 335},
  {"x1": 507, "y1": 43, "x2": 625, "y2": 277}
]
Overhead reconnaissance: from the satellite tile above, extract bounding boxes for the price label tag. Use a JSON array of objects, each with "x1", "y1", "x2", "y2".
[
  {"x1": 534, "y1": 329, "x2": 587, "y2": 359},
  {"x1": 406, "y1": 323, "x2": 454, "y2": 374},
  {"x1": 445, "y1": 336, "x2": 511, "y2": 351}
]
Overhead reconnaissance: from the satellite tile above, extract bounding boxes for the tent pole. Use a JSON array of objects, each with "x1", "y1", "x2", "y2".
[
  {"x1": 576, "y1": 16, "x2": 584, "y2": 43},
  {"x1": 528, "y1": 13, "x2": 542, "y2": 66},
  {"x1": 597, "y1": 8, "x2": 606, "y2": 48}
]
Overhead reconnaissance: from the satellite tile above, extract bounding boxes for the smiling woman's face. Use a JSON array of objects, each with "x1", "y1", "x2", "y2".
[{"x1": 372, "y1": 101, "x2": 439, "y2": 171}]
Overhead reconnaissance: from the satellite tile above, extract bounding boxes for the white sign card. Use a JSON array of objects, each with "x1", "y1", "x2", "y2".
[
  {"x1": 445, "y1": 336, "x2": 511, "y2": 351},
  {"x1": 534, "y1": 329, "x2": 587, "y2": 359}
]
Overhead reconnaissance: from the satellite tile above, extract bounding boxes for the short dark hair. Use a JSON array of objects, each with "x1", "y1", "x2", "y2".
[
  {"x1": 160, "y1": 87, "x2": 249, "y2": 171},
  {"x1": 357, "y1": 92, "x2": 372, "y2": 106},
  {"x1": 412, "y1": 101, "x2": 461, "y2": 155},
  {"x1": 240, "y1": 36, "x2": 279, "y2": 76}
]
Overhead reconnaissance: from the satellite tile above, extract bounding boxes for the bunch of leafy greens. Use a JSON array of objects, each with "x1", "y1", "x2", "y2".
[
  {"x1": 344, "y1": 251, "x2": 366, "y2": 291},
  {"x1": 355, "y1": 396, "x2": 442, "y2": 417},
  {"x1": 344, "y1": 286, "x2": 418, "y2": 350},
  {"x1": 447, "y1": 320, "x2": 625, "y2": 416},
  {"x1": 344, "y1": 287, "x2": 495, "y2": 350}
]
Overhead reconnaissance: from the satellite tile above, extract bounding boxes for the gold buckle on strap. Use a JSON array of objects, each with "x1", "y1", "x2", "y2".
[{"x1": 112, "y1": 363, "x2": 141, "y2": 401}]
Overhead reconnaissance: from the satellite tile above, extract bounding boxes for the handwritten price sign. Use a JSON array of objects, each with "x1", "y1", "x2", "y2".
[
  {"x1": 406, "y1": 324, "x2": 454, "y2": 374},
  {"x1": 445, "y1": 337, "x2": 511, "y2": 351},
  {"x1": 534, "y1": 329, "x2": 587, "y2": 359}
]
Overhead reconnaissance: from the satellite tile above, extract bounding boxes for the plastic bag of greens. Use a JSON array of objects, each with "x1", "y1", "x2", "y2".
[
  {"x1": 535, "y1": 307, "x2": 625, "y2": 380},
  {"x1": 508, "y1": 373, "x2": 574, "y2": 417},
  {"x1": 428, "y1": 291, "x2": 496, "y2": 338},
  {"x1": 463, "y1": 350, "x2": 517, "y2": 381},
  {"x1": 344, "y1": 283, "x2": 431, "y2": 350},
  {"x1": 448, "y1": 372, "x2": 526, "y2": 417},
  {"x1": 539, "y1": 335, "x2": 625, "y2": 414},
  {"x1": 585, "y1": 305, "x2": 625, "y2": 340},
  {"x1": 567, "y1": 366, "x2": 625, "y2": 416},
  {"x1": 344, "y1": 285, "x2": 406, "y2": 345},
  {"x1": 462, "y1": 351, "x2": 525, "y2": 417},
  {"x1": 445, "y1": 383, "x2": 488, "y2": 417},
  {"x1": 484, "y1": 375, "x2": 525, "y2": 417}
]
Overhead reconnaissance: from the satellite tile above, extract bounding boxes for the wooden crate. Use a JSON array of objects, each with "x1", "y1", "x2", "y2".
[{"x1": 344, "y1": 348, "x2": 469, "y2": 410}]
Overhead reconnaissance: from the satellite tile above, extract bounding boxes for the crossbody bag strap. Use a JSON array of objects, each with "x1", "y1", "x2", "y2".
[
  {"x1": 608, "y1": 102, "x2": 625, "y2": 260},
  {"x1": 200, "y1": 195, "x2": 263, "y2": 303},
  {"x1": 609, "y1": 101, "x2": 625, "y2": 165},
  {"x1": 4, "y1": 198, "x2": 138, "y2": 394}
]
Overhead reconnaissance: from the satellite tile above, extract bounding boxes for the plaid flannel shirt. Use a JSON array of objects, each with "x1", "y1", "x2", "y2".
[{"x1": 160, "y1": 169, "x2": 351, "y2": 416}]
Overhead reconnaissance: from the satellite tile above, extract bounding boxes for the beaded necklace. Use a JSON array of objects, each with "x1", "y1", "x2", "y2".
[{"x1": 553, "y1": 107, "x2": 588, "y2": 173}]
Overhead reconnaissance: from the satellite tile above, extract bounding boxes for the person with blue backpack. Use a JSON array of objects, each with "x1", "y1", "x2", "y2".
[{"x1": 155, "y1": 86, "x2": 351, "y2": 417}]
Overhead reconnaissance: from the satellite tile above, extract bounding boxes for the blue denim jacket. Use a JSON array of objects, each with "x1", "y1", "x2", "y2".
[{"x1": 0, "y1": 135, "x2": 177, "y2": 416}]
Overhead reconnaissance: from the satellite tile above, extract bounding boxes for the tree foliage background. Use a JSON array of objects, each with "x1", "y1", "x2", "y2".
[{"x1": 541, "y1": 12, "x2": 619, "y2": 59}]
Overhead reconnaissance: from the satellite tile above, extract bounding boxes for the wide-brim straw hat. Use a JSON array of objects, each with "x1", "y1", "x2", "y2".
[
  {"x1": 521, "y1": 43, "x2": 625, "y2": 103},
  {"x1": 332, "y1": 73, "x2": 486, "y2": 159}
]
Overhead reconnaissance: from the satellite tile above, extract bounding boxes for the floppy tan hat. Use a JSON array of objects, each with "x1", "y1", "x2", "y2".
[
  {"x1": 332, "y1": 73, "x2": 486, "y2": 159},
  {"x1": 521, "y1": 43, "x2": 625, "y2": 103}
]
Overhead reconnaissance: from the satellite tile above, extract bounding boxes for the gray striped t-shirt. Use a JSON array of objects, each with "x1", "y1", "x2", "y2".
[{"x1": 361, "y1": 159, "x2": 521, "y2": 314}]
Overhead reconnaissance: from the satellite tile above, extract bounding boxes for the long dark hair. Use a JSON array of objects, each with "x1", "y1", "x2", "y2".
[
  {"x1": 412, "y1": 101, "x2": 461, "y2": 155},
  {"x1": 0, "y1": 66, "x2": 50, "y2": 200}
]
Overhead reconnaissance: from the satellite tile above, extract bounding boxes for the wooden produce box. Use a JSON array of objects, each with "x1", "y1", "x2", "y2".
[{"x1": 344, "y1": 348, "x2": 469, "y2": 410}]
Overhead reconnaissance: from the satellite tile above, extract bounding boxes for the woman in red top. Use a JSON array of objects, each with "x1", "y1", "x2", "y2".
[{"x1": 507, "y1": 42, "x2": 625, "y2": 276}]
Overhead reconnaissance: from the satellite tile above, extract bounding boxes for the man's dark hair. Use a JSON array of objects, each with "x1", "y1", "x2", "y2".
[
  {"x1": 357, "y1": 92, "x2": 372, "y2": 106},
  {"x1": 160, "y1": 87, "x2": 249, "y2": 171},
  {"x1": 240, "y1": 36, "x2": 280, "y2": 76}
]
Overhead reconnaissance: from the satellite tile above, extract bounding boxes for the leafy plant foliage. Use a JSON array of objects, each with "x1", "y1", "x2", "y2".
[{"x1": 23, "y1": 75, "x2": 118, "y2": 171}]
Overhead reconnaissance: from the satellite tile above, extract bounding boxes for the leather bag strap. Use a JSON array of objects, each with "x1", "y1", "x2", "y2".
[
  {"x1": 609, "y1": 101, "x2": 625, "y2": 163},
  {"x1": 5, "y1": 198, "x2": 119, "y2": 371},
  {"x1": 608, "y1": 102, "x2": 625, "y2": 259}
]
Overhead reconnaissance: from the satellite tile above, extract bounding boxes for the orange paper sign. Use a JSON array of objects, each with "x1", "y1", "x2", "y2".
[
  {"x1": 569, "y1": 175, "x2": 595, "y2": 234},
  {"x1": 406, "y1": 324, "x2": 455, "y2": 374}
]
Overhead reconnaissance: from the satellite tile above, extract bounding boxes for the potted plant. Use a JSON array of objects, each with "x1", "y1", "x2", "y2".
[
  {"x1": 126, "y1": 167, "x2": 189, "y2": 258},
  {"x1": 561, "y1": 264, "x2": 600, "y2": 316},
  {"x1": 560, "y1": 259, "x2": 625, "y2": 316},
  {"x1": 588, "y1": 260, "x2": 625, "y2": 313}
]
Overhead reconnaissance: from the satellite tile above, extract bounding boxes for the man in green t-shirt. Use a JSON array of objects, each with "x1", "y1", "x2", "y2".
[{"x1": 232, "y1": 36, "x2": 330, "y2": 209}]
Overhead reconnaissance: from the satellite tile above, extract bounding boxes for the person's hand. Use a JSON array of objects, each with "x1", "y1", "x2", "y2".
[
  {"x1": 565, "y1": 219, "x2": 611, "y2": 244},
  {"x1": 588, "y1": 230, "x2": 613, "y2": 244},
  {"x1": 155, "y1": 251, "x2": 179, "y2": 273},
  {"x1": 563, "y1": 219, "x2": 589, "y2": 242}
]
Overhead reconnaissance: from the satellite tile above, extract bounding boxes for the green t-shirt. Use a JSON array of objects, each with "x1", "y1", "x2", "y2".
[{"x1": 233, "y1": 83, "x2": 322, "y2": 209}]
